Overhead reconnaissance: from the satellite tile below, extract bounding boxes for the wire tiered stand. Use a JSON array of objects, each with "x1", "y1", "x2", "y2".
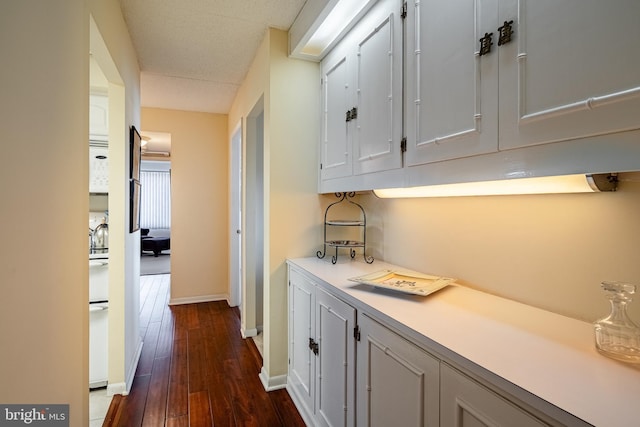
[{"x1": 317, "y1": 192, "x2": 374, "y2": 265}]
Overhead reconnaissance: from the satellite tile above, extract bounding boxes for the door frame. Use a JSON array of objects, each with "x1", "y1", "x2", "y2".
[{"x1": 229, "y1": 120, "x2": 243, "y2": 308}]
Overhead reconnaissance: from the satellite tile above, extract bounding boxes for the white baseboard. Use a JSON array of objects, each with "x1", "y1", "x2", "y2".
[
  {"x1": 241, "y1": 327, "x2": 258, "y2": 338},
  {"x1": 259, "y1": 366, "x2": 287, "y2": 391},
  {"x1": 107, "y1": 339, "x2": 143, "y2": 396},
  {"x1": 106, "y1": 382, "x2": 126, "y2": 396},
  {"x1": 169, "y1": 293, "x2": 228, "y2": 305}
]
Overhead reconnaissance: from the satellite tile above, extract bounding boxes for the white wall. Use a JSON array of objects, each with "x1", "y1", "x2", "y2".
[{"x1": 228, "y1": 29, "x2": 323, "y2": 386}]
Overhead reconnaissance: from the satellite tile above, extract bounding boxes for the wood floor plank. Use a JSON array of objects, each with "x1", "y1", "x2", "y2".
[
  {"x1": 188, "y1": 390, "x2": 213, "y2": 427},
  {"x1": 135, "y1": 319, "x2": 161, "y2": 377},
  {"x1": 187, "y1": 328, "x2": 208, "y2": 393},
  {"x1": 269, "y1": 389, "x2": 307, "y2": 427},
  {"x1": 186, "y1": 303, "x2": 200, "y2": 330},
  {"x1": 155, "y1": 305, "x2": 175, "y2": 359},
  {"x1": 172, "y1": 304, "x2": 188, "y2": 342},
  {"x1": 112, "y1": 373, "x2": 150, "y2": 427},
  {"x1": 165, "y1": 414, "x2": 189, "y2": 427},
  {"x1": 166, "y1": 380, "x2": 188, "y2": 420},
  {"x1": 141, "y1": 356, "x2": 170, "y2": 427},
  {"x1": 207, "y1": 371, "x2": 236, "y2": 427},
  {"x1": 104, "y1": 273, "x2": 304, "y2": 427}
]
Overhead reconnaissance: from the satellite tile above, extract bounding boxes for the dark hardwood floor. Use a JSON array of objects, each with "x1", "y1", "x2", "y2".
[{"x1": 103, "y1": 274, "x2": 305, "y2": 426}]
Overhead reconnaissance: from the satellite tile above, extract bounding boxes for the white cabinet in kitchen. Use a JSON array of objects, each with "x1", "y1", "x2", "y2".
[
  {"x1": 440, "y1": 363, "x2": 547, "y2": 427},
  {"x1": 405, "y1": 0, "x2": 640, "y2": 167},
  {"x1": 89, "y1": 144, "x2": 108, "y2": 193},
  {"x1": 288, "y1": 266, "x2": 356, "y2": 427},
  {"x1": 89, "y1": 93, "x2": 109, "y2": 142},
  {"x1": 356, "y1": 313, "x2": 440, "y2": 427},
  {"x1": 319, "y1": 0, "x2": 404, "y2": 192},
  {"x1": 287, "y1": 257, "x2": 596, "y2": 427}
]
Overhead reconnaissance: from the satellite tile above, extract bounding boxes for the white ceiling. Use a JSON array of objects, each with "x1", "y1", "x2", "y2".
[{"x1": 119, "y1": 0, "x2": 308, "y2": 114}]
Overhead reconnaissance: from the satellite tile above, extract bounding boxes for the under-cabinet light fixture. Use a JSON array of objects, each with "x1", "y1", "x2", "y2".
[
  {"x1": 373, "y1": 173, "x2": 618, "y2": 198},
  {"x1": 298, "y1": 0, "x2": 373, "y2": 57}
]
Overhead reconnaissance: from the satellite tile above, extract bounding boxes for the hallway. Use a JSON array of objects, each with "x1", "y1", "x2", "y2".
[{"x1": 103, "y1": 274, "x2": 304, "y2": 426}]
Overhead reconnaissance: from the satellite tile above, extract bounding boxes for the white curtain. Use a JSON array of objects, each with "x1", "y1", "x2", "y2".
[{"x1": 140, "y1": 170, "x2": 171, "y2": 229}]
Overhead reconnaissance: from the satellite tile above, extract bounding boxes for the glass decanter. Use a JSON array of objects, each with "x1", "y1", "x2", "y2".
[{"x1": 594, "y1": 281, "x2": 640, "y2": 363}]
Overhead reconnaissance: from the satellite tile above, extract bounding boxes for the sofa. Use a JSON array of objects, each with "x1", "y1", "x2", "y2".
[{"x1": 141, "y1": 228, "x2": 171, "y2": 257}]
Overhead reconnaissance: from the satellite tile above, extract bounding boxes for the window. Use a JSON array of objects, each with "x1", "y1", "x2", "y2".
[{"x1": 140, "y1": 170, "x2": 171, "y2": 229}]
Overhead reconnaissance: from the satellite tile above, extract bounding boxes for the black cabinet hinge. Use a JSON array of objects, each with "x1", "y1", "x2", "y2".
[
  {"x1": 346, "y1": 107, "x2": 358, "y2": 122},
  {"x1": 354, "y1": 325, "x2": 361, "y2": 341},
  {"x1": 401, "y1": 137, "x2": 407, "y2": 153},
  {"x1": 309, "y1": 337, "x2": 319, "y2": 355},
  {"x1": 401, "y1": 2, "x2": 407, "y2": 19}
]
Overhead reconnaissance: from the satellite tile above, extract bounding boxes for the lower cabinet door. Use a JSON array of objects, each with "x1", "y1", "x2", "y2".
[
  {"x1": 316, "y1": 288, "x2": 356, "y2": 427},
  {"x1": 356, "y1": 313, "x2": 440, "y2": 427},
  {"x1": 440, "y1": 363, "x2": 548, "y2": 427},
  {"x1": 288, "y1": 268, "x2": 316, "y2": 419}
]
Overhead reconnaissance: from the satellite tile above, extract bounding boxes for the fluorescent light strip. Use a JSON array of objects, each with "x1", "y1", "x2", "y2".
[
  {"x1": 301, "y1": 0, "x2": 371, "y2": 56},
  {"x1": 373, "y1": 174, "x2": 607, "y2": 198}
]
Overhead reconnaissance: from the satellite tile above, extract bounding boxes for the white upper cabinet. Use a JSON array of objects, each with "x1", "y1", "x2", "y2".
[
  {"x1": 321, "y1": 50, "x2": 353, "y2": 181},
  {"x1": 89, "y1": 93, "x2": 109, "y2": 142},
  {"x1": 320, "y1": 0, "x2": 403, "y2": 190},
  {"x1": 405, "y1": 0, "x2": 499, "y2": 166},
  {"x1": 499, "y1": 0, "x2": 640, "y2": 150},
  {"x1": 351, "y1": 4, "x2": 403, "y2": 176},
  {"x1": 406, "y1": 0, "x2": 640, "y2": 166}
]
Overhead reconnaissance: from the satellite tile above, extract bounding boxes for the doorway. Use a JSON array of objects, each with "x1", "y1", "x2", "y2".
[
  {"x1": 139, "y1": 152, "x2": 172, "y2": 276},
  {"x1": 241, "y1": 97, "x2": 265, "y2": 339}
]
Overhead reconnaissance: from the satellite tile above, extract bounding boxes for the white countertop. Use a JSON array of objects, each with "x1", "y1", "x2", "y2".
[{"x1": 288, "y1": 257, "x2": 640, "y2": 427}]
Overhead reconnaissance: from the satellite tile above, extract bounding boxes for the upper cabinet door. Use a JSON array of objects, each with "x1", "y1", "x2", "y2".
[
  {"x1": 321, "y1": 47, "x2": 353, "y2": 181},
  {"x1": 320, "y1": 0, "x2": 404, "y2": 186},
  {"x1": 89, "y1": 94, "x2": 109, "y2": 142},
  {"x1": 405, "y1": 0, "x2": 499, "y2": 166},
  {"x1": 352, "y1": 0, "x2": 404, "y2": 175},
  {"x1": 499, "y1": 0, "x2": 640, "y2": 150}
]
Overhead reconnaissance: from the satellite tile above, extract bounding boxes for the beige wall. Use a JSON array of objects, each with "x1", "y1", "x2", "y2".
[
  {"x1": 0, "y1": 0, "x2": 140, "y2": 424},
  {"x1": 142, "y1": 108, "x2": 229, "y2": 302},
  {"x1": 228, "y1": 29, "x2": 322, "y2": 383},
  {"x1": 359, "y1": 174, "x2": 640, "y2": 325}
]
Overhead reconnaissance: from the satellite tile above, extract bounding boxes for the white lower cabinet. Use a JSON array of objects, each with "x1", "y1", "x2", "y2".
[
  {"x1": 356, "y1": 313, "x2": 440, "y2": 427},
  {"x1": 440, "y1": 363, "x2": 547, "y2": 427},
  {"x1": 287, "y1": 263, "x2": 572, "y2": 426},
  {"x1": 288, "y1": 266, "x2": 356, "y2": 427}
]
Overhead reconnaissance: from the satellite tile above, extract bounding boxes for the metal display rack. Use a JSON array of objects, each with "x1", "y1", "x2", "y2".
[{"x1": 317, "y1": 192, "x2": 374, "y2": 264}]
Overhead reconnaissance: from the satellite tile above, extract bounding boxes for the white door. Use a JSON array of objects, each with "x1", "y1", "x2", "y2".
[
  {"x1": 230, "y1": 122, "x2": 242, "y2": 308},
  {"x1": 498, "y1": 0, "x2": 640, "y2": 150}
]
